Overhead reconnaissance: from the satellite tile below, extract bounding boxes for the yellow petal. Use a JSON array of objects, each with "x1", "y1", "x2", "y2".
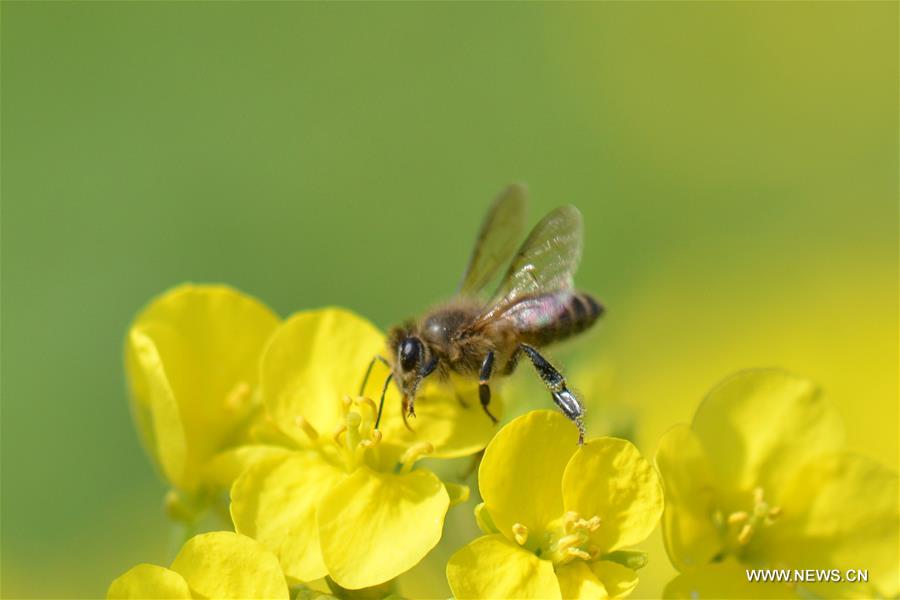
[
  {"x1": 126, "y1": 330, "x2": 188, "y2": 490},
  {"x1": 562, "y1": 437, "x2": 663, "y2": 554},
  {"x1": 691, "y1": 369, "x2": 844, "y2": 498},
  {"x1": 317, "y1": 466, "x2": 449, "y2": 589},
  {"x1": 446, "y1": 534, "x2": 562, "y2": 599},
  {"x1": 655, "y1": 424, "x2": 724, "y2": 571},
  {"x1": 203, "y1": 444, "x2": 292, "y2": 489},
  {"x1": 126, "y1": 284, "x2": 279, "y2": 491},
  {"x1": 230, "y1": 452, "x2": 342, "y2": 583},
  {"x1": 766, "y1": 453, "x2": 899, "y2": 598},
  {"x1": 170, "y1": 531, "x2": 289, "y2": 599},
  {"x1": 662, "y1": 559, "x2": 787, "y2": 599},
  {"x1": 591, "y1": 561, "x2": 640, "y2": 598},
  {"x1": 107, "y1": 564, "x2": 191, "y2": 599},
  {"x1": 555, "y1": 561, "x2": 608, "y2": 599},
  {"x1": 480, "y1": 411, "x2": 580, "y2": 542},
  {"x1": 379, "y1": 377, "x2": 502, "y2": 458},
  {"x1": 260, "y1": 308, "x2": 384, "y2": 445}
]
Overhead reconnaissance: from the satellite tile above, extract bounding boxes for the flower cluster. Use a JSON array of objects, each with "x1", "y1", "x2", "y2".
[
  {"x1": 447, "y1": 410, "x2": 663, "y2": 599},
  {"x1": 656, "y1": 369, "x2": 899, "y2": 599},
  {"x1": 110, "y1": 284, "x2": 897, "y2": 600}
]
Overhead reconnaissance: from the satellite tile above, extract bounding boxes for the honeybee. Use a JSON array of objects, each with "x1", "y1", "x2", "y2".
[{"x1": 361, "y1": 184, "x2": 603, "y2": 443}]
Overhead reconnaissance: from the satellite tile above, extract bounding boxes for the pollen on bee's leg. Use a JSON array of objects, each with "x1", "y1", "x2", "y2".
[
  {"x1": 399, "y1": 441, "x2": 434, "y2": 473},
  {"x1": 294, "y1": 415, "x2": 319, "y2": 442},
  {"x1": 225, "y1": 382, "x2": 251, "y2": 411},
  {"x1": 512, "y1": 523, "x2": 529, "y2": 545}
]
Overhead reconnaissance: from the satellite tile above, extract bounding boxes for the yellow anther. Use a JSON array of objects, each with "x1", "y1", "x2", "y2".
[
  {"x1": 355, "y1": 396, "x2": 378, "y2": 419},
  {"x1": 332, "y1": 424, "x2": 347, "y2": 445},
  {"x1": 512, "y1": 523, "x2": 529, "y2": 545},
  {"x1": 738, "y1": 523, "x2": 754, "y2": 545},
  {"x1": 225, "y1": 382, "x2": 251, "y2": 410},
  {"x1": 400, "y1": 442, "x2": 434, "y2": 473},
  {"x1": 341, "y1": 395, "x2": 353, "y2": 413},
  {"x1": 556, "y1": 534, "x2": 582, "y2": 552},
  {"x1": 562, "y1": 511, "x2": 580, "y2": 533},
  {"x1": 575, "y1": 516, "x2": 601, "y2": 532},
  {"x1": 294, "y1": 415, "x2": 319, "y2": 442},
  {"x1": 567, "y1": 547, "x2": 592, "y2": 561},
  {"x1": 727, "y1": 511, "x2": 749, "y2": 525},
  {"x1": 768, "y1": 506, "x2": 783, "y2": 520}
]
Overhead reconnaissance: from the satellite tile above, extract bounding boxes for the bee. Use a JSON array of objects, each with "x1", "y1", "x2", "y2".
[{"x1": 361, "y1": 184, "x2": 603, "y2": 444}]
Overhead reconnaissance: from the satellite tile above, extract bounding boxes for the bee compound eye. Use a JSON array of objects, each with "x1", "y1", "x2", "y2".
[{"x1": 399, "y1": 338, "x2": 422, "y2": 372}]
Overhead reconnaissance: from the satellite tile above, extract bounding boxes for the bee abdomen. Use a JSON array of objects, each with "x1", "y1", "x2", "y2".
[{"x1": 519, "y1": 291, "x2": 604, "y2": 347}]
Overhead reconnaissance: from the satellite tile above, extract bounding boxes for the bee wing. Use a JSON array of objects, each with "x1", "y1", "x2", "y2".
[
  {"x1": 457, "y1": 183, "x2": 528, "y2": 297},
  {"x1": 479, "y1": 205, "x2": 583, "y2": 322}
]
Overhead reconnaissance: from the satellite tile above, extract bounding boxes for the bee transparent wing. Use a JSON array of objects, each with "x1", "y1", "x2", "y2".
[
  {"x1": 479, "y1": 205, "x2": 583, "y2": 322},
  {"x1": 457, "y1": 183, "x2": 528, "y2": 297}
]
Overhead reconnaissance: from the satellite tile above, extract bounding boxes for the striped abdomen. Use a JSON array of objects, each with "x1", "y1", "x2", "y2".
[{"x1": 501, "y1": 291, "x2": 604, "y2": 347}]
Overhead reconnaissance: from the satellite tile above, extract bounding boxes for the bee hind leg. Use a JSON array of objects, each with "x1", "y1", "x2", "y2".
[
  {"x1": 478, "y1": 351, "x2": 499, "y2": 425},
  {"x1": 520, "y1": 344, "x2": 585, "y2": 444}
]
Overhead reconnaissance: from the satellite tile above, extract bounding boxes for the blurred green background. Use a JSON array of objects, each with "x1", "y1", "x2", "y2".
[{"x1": 2, "y1": 2, "x2": 896, "y2": 598}]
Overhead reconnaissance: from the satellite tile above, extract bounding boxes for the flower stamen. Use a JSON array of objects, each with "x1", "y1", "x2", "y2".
[
  {"x1": 567, "y1": 547, "x2": 592, "y2": 561},
  {"x1": 738, "y1": 523, "x2": 754, "y2": 545},
  {"x1": 727, "y1": 511, "x2": 749, "y2": 525},
  {"x1": 399, "y1": 442, "x2": 434, "y2": 474},
  {"x1": 332, "y1": 424, "x2": 347, "y2": 446},
  {"x1": 512, "y1": 523, "x2": 529, "y2": 545},
  {"x1": 294, "y1": 415, "x2": 319, "y2": 442},
  {"x1": 728, "y1": 487, "x2": 783, "y2": 548}
]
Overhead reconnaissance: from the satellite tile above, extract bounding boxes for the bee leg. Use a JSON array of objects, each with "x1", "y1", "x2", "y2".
[
  {"x1": 401, "y1": 395, "x2": 415, "y2": 432},
  {"x1": 359, "y1": 355, "x2": 390, "y2": 396},
  {"x1": 520, "y1": 344, "x2": 585, "y2": 444},
  {"x1": 478, "y1": 351, "x2": 499, "y2": 425},
  {"x1": 373, "y1": 372, "x2": 393, "y2": 429}
]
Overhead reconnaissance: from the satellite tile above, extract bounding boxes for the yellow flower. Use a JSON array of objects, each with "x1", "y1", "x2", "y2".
[
  {"x1": 229, "y1": 308, "x2": 495, "y2": 590},
  {"x1": 446, "y1": 410, "x2": 664, "y2": 599},
  {"x1": 656, "y1": 369, "x2": 899, "y2": 599},
  {"x1": 125, "y1": 284, "x2": 280, "y2": 500},
  {"x1": 107, "y1": 531, "x2": 288, "y2": 599}
]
